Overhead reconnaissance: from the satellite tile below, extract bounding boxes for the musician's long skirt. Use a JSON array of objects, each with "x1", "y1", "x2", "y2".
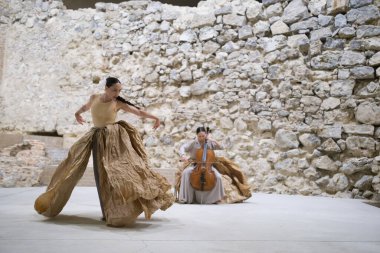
[{"x1": 178, "y1": 166, "x2": 225, "y2": 204}]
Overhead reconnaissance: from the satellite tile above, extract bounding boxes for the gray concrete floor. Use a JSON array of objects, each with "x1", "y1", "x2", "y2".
[{"x1": 0, "y1": 187, "x2": 379, "y2": 253}]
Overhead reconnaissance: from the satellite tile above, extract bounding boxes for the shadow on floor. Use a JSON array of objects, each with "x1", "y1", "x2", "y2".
[
  {"x1": 364, "y1": 202, "x2": 380, "y2": 208},
  {"x1": 39, "y1": 214, "x2": 168, "y2": 230}
]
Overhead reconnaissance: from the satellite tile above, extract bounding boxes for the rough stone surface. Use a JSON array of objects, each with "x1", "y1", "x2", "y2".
[
  {"x1": 350, "y1": 66, "x2": 375, "y2": 79},
  {"x1": 343, "y1": 124, "x2": 375, "y2": 135},
  {"x1": 340, "y1": 157, "x2": 373, "y2": 175},
  {"x1": 282, "y1": 0, "x2": 309, "y2": 24},
  {"x1": 355, "y1": 102, "x2": 380, "y2": 125},
  {"x1": 330, "y1": 80, "x2": 355, "y2": 97},
  {"x1": 318, "y1": 138, "x2": 341, "y2": 153},
  {"x1": 346, "y1": 136, "x2": 376, "y2": 157},
  {"x1": 0, "y1": 0, "x2": 379, "y2": 200},
  {"x1": 0, "y1": 140, "x2": 49, "y2": 187},
  {"x1": 313, "y1": 155, "x2": 338, "y2": 171},
  {"x1": 275, "y1": 129, "x2": 300, "y2": 150},
  {"x1": 346, "y1": 5, "x2": 379, "y2": 25}
]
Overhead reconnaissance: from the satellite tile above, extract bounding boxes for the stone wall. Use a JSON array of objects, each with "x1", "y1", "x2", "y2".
[
  {"x1": 0, "y1": 0, "x2": 380, "y2": 199},
  {"x1": 0, "y1": 140, "x2": 49, "y2": 187}
]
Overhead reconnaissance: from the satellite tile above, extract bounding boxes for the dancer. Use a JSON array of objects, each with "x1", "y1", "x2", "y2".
[{"x1": 35, "y1": 77, "x2": 174, "y2": 227}]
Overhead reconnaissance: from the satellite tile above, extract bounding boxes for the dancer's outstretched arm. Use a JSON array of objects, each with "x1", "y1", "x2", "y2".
[
  {"x1": 75, "y1": 94, "x2": 96, "y2": 124},
  {"x1": 118, "y1": 102, "x2": 161, "y2": 129}
]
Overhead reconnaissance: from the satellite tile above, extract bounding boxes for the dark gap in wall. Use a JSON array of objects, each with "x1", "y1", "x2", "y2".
[
  {"x1": 63, "y1": 0, "x2": 202, "y2": 9},
  {"x1": 26, "y1": 131, "x2": 62, "y2": 137}
]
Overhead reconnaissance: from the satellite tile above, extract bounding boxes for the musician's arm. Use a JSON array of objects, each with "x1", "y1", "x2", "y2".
[
  {"x1": 209, "y1": 140, "x2": 223, "y2": 150},
  {"x1": 179, "y1": 141, "x2": 194, "y2": 161}
]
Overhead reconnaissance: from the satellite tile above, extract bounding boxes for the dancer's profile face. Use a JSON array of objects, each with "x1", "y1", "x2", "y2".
[
  {"x1": 197, "y1": 131, "x2": 207, "y2": 143},
  {"x1": 105, "y1": 83, "x2": 122, "y2": 99}
]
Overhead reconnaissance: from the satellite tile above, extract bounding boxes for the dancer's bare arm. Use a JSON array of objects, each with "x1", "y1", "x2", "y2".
[
  {"x1": 118, "y1": 102, "x2": 161, "y2": 129},
  {"x1": 75, "y1": 94, "x2": 96, "y2": 124}
]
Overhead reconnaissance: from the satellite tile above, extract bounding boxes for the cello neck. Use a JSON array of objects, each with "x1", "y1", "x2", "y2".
[{"x1": 202, "y1": 142, "x2": 208, "y2": 163}]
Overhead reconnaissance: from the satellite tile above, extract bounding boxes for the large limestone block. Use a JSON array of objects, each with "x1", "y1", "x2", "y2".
[
  {"x1": 349, "y1": 0, "x2": 374, "y2": 8},
  {"x1": 179, "y1": 29, "x2": 197, "y2": 42},
  {"x1": 354, "y1": 175, "x2": 374, "y2": 191},
  {"x1": 346, "y1": 5, "x2": 380, "y2": 24},
  {"x1": 238, "y1": 25, "x2": 253, "y2": 39},
  {"x1": 275, "y1": 129, "x2": 299, "y2": 149},
  {"x1": 369, "y1": 52, "x2": 380, "y2": 66},
  {"x1": 311, "y1": 52, "x2": 341, "y2": 70},
  {"x1": 265, "y1": 3, "x2": 283, "y2": 18},
  {"x1": 219, "y1": 116, "x2": 234, "y2": 129},
  {"x1": 328, "y1": 0, "x2": 349, "y2": 14},
  {"x1": 355, "y1": 102, "x2": 380, "y2": 125},
  {"x1": 253, "y1": 20, "x2": 270, "y2": 37},
  {"x1": 350, "y1": 38, "x2": 380, "y2": 51},
  {"x1": 318, "y1": 138, "x2": 341, "y2": 153},
  {"x1": 190, "y1": 78, "x2": 209, "y2": 95},
  {"x1": 251, "y1": 158, "x2": 272, "y2": 173},
  {"x1": 340, "y1": 157, "x2": 373, "y2": 175},
  {"x1": 308, "y1": 0, "x2": 327, "y2": 15},
  {"x1": 330, "y1": 80, "x2": 356, "y2": 97},
  {"x1": 290, "y1": 17, "x2": 319, "y2": 32},
  {"x1": 190, "y1": 13, "x2": 216, "y2": 28},
  {"x1": 202, "y1": 41, "x2": 220, "y2": 54},
  {"x1": 326, "y1": 173, "x2": 349, "y2": 193},
  {"x1": 357, "y1": 25, "x2": 380, "y2": 39},
  {"x1": 234, "y1": 118, "x2": 247, "y2": 131},
  {"x1": 287, "y1": 34, "x2": 309, "y2": 48},
  {"x1": 320, "y1": 97, "x2": 340, "y2": 110},
  {"x1": 343, "y1": 124, "x2": 375, "y2": 135},
  {"x1": 300, "y1": 96, "x2": 322, "y2": 113},
  {"x1": 258, "y1": 35, "x2": 287, "y2": 53},
  {"x1": 340, "y1": 51, "x2": 366, "y2": 66},
  {"x1": 346, "y1": 136, "x2": 376, "y2": 157},
  {"x1": 223, "y1": 13, "x2": 246, "y2": 27},
  {"x1": 310, "y1": 27, "x2": 332, "y2": 41},
  {"x1": 274, "y1": 158, "x2": 298, "y2": 176},
  {"x1": 350, "y1": 66, "x2": 375, "y2": 79},
  {"x1": 318, "y1": 125, "x2": 342, "y2": 139},
  {"x1": 199, "y1": 27, "x2": 218, "y2": 41},
  {"x1": 271, "y1": 20, "x2": 289, "y2": 35},
  {"x1": 299, "y1": 133, "x2": 321, "y2": 150},
  {"x1": 282, "y1": 0, "x2": 309, "y2": 24},
  {"x1": 312, "y1": 155, "x2": 338, "y2": 171},
  {"x1": 258, "y1": 118, "x2": 272, "y2": 133},
  {"x1": 246, "y1": 1, "x2": 263, "y2": 22}
]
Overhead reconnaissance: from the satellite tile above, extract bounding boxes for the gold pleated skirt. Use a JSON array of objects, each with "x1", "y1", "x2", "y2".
[{"x1": 34, "y1": 121, "x2": 174, "y2": 227}]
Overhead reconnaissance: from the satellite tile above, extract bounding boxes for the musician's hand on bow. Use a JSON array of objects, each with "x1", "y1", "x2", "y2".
[
  {"x1": 180, "y1": 156, "x2": 189, "y2": 163},
  {"x1": 206, "y1": 133, "x2": 215, "y2": 142}
]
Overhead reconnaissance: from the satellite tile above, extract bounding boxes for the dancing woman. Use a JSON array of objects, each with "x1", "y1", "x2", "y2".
[{"x1": 34, "y1": 77, "x2": 174, "y2": 227}]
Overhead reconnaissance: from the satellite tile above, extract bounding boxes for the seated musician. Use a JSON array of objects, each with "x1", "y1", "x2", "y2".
[
  {"x1": 177, "y1": 126, "x2": 225, "y2": 204},
  {"x1": 176, "y1": 126, "x2": 252, "y2": 204}
]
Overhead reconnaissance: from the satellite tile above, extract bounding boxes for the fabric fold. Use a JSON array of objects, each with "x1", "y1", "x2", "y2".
[{"x1": 35, "y1": 121, "x2": 174, "y2": 227}]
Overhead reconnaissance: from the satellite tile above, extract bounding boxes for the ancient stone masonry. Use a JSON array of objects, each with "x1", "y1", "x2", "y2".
[
  {"x1": 0, "y1": 140, "x2": 50, "y2": 187},
  {"x1": 0, "y1": 0, "x2": 380, "y2": 200}
]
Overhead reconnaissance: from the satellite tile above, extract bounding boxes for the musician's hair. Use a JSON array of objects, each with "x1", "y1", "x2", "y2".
[{"x1": 196, "y1": 126, "x2": 211, "y2": 134}]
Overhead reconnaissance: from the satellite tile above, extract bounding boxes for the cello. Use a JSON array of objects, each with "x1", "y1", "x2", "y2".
[{"x1": 190, "y1": 132, "x2": 216, "y2": 191}]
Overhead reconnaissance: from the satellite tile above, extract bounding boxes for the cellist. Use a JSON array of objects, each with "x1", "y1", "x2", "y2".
[{"x1": 178, "y1": 127, "x2": 225, "y2": 204}]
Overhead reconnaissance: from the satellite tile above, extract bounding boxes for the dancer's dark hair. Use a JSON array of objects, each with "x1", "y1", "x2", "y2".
[{"x1": 106, "y1": 77, "x2": 140, "y2": 109}]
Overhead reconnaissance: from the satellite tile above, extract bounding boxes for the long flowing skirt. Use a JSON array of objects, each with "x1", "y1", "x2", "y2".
[
  {"x1": 178, "y1": 165, "x2": 225, "y2": 204},
  {"x1": 34, "y1": 121, "x2": 174, "y2": 227}
]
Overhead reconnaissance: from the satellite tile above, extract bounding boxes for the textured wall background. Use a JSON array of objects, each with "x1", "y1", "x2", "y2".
[{"x1": 0, "y1": 0, "x2": 380, "y2": 199}]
